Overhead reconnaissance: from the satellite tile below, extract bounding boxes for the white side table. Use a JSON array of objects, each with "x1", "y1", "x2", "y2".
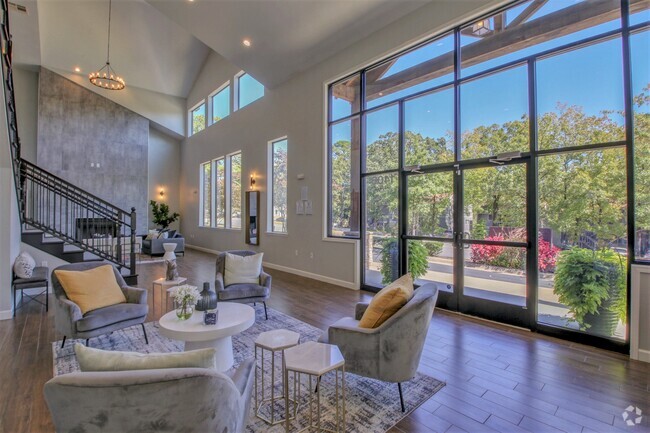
[
  {"x1": 255, "y1": 329, "x2": 301, "y2": 425},
  {"x1": 152, "y1": 277, "x2": 187, "y2": 319},
  {"x1": 283, "y1": 341, "x2": 346, "y2": 433}
]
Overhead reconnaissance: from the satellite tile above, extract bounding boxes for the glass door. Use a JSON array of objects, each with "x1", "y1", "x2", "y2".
[
  {"x1": 456, "y1": 161, "x2": 531, "y2": 328},
  {"x1": 403, "y1": 160, "x2": 532, "y2": 328},
  {"x1": 405, "y1": 170, "x2": 457, "y2": 310}
]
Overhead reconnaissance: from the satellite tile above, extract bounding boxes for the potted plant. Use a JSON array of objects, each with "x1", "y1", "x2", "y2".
[
  {"x1": 380, "y1": 238, "x2": 429, "y2": 284},
  {"x1": 553, "y1": 247, "x2": 626, "y2": 336},
  {"x1": 149, "y1": 200, "x2": 180, "y2": 232}
]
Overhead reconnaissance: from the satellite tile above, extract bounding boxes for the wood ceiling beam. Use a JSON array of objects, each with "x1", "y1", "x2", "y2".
[
  {"x1": 366, "y1": 0, "x2": 643, "y2": 101},
  {"x1": 507, "y1": 0, "x2": 549, "y2": 29}
]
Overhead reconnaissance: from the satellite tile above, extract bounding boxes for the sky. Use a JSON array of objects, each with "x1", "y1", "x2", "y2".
[{"x1": 331, "y1": 0, "x2": 649, "y2": 146}]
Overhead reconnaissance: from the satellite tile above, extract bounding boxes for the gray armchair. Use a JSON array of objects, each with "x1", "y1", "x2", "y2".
[
  {"x1": 51, "y1": 262, "x2": 149, "y2": 348},
  {"x1": 321, "y1": 283, "x2": 438, "y2": 412},
  {"x1": 44, "y1": 358, "x2": 255, "y2": 433},
  {"x1": 215, "y1": 250, "x2": 271, "y2": 320},
  {"x1": 141, "y1": 232, "x2": 185, "y2": 256}
]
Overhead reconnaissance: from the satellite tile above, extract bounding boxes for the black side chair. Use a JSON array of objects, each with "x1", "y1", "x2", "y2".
[{"x1": 13, "y1": 266, "x2": 49, "y2": 317}]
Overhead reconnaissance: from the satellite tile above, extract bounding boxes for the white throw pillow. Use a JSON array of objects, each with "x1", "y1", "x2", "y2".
[
  {"x1": 13, "y1": 251, "x2": 36, "y2": 279},
  {"x1": 224, "y1": 252, "x2": 263, "y2": 286},
  {"x1": 74, "y1": 343, "x2": 217, "y2": 371},
  {"x1": 145, "y1": 229, "x2": 158, "y2": 240}
]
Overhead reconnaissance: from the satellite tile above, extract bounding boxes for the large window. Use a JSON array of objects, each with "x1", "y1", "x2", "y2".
[
  {"x1": 327, "y1": 0, "x2": 649, "y2": 346},
  {"x1": 236, "y1": 72, "x2": 264, "y2": 110},
  {"x1": 230, "y1": 153, "x2": 242, "y2": 229},
  {"x1": 210, "y1": 83, "x2": 230, "y2": 124},
  {"x1": 269, "y1": 138, "x2": 288, "y2": 233},
  {"x1": 190, "y1": 101, "x2": 206, "y2": 136},
  {"x1": 200, "y1": 161, "x2": 212, "y2": 227},
  {"x1": 198, "y1": 152, "x2": 242, "y2": 230}
]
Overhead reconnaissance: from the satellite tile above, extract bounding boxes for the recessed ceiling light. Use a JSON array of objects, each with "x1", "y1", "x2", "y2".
[
  {"x1": 74, "y1": 67, "x2": 81, "y2": 72},
  {"x1": 242, "y1": 39, "x2": 251, "y2": 47}
]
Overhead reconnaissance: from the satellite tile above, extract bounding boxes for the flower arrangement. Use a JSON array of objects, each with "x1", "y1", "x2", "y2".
[{"x1": 170, "y1": 284, "x2": 201, "y2": 320}]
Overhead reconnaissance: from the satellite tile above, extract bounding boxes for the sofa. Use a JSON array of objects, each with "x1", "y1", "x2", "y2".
[
  {"x1": 44, "y1": 358, "x2": 255, "y2": 433},
  {"x1": 141, "y1": 231, "x2": 185, "y2": 256}
]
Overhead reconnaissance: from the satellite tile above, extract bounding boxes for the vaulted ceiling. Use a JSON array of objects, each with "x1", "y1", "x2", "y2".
[
  {"x1": 11, "y1": 0, "x2": 210, "y2": 98},
  {"x1": 146, "y1": 0, "x2": 431, "y2": 89},
  {"x1": 10, "y1": 0, "x2": 433, "y2": 97}
]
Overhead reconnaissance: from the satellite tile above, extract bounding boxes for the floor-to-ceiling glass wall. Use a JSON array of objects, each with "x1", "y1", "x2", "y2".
[{"x1": 327, "y1": 0, "x2": 649, "y2": 350}]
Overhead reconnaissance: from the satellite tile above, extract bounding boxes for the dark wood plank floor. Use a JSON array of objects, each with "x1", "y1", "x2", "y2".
[{"x1": 1, "y1": 249, "x2": 648, "y2": 433}]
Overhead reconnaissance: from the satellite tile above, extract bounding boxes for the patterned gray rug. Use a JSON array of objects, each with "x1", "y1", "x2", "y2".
[{"x1": 52, "y1": 307, "x2": 444, "y2": 433}]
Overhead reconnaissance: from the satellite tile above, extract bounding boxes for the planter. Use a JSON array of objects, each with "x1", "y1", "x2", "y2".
[{"x1": 582, "y1": 289, "x2": 622, "y2": 337}]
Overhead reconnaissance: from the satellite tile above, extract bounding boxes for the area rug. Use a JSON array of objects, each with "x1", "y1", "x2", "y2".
[{"x1": 52, "y1": 307, "x2": 444, "y2": 433}]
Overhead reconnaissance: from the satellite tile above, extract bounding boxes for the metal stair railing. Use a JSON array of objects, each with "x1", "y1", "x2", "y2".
[{"x1": 0, "y1": 0, "x2": 136, "y2": 274}]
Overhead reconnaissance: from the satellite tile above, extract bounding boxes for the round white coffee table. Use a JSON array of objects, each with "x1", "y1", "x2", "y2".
[{"x1": 158, "y1": 303, "x2": 255, "y2": 371}]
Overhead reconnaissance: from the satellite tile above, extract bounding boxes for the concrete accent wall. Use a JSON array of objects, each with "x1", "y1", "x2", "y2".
[
  {"x1": 148, "y1": 127, "x2": 182, "y2": 231},
  {"x1": 13, "y1": 67, "x2": 39, "y2": 163},
  {"x1": 181, "y1": 0, "x2": 497, "y2": 288},
  {"x1": 37, "y1": 68, "x2": 149, "y2": 234}
]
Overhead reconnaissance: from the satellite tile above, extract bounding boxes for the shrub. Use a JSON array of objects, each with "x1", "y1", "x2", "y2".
[
  {"x1": 539, "y1": 238, "x2": 561, "y2": 272},
  {"x1": 380, "y1": 239, "x2": 429, "y2": 284},
  {"x1": 553, "y1": 247, "x2": 626, "y2": 329},
  {"x1": 470, "y1": 235, "x2": 505, "y2": 265},
  {"x1": 424, "y1": 241, "x2": 444, "y2": 257}
]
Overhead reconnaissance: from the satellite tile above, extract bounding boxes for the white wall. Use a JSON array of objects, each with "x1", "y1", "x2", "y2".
[
  {"x1": 148, "y1": 127, "x2": 182, "y2": 231},
  {"x1": 180, "y1": 0, "x2": 498, "y2": 289}
]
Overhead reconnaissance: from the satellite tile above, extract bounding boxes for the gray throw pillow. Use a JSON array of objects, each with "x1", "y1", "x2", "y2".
[{"x1": 74, "y1": 343, "x2": 217, "y2": 371}]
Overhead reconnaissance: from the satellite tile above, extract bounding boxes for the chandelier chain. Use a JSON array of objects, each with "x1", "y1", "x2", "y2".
[{"x1": 106, "y1": 0, "x2": 112, "y2": 64}]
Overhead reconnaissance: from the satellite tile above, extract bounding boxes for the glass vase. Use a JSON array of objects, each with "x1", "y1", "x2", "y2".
[{"x1": 175, "y1": 299, "x2": 194, "y2": 320}]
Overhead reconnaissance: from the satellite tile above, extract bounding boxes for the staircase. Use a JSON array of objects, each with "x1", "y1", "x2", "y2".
[{"x1": 1, "y1": 1, "x2": 138, "y2": 283}]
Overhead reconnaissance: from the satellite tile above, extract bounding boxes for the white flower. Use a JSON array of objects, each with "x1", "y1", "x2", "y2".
[{"x1": 170, "y1": 284, "x2": 201, "y2": 306}]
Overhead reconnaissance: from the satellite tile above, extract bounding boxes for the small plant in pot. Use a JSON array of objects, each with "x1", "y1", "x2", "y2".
[
  {"x1": 380, "y1": 238, "x2": 429, "y2": 284},
  {"x1": 150, "y1": 200, "x2": 180, "y2": 234},
  {"x1": 553, "y1": 247, "x2": 626, "y2": 337}
]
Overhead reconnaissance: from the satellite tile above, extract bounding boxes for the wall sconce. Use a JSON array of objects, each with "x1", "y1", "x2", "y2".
[
  {"x1": 250, "y1": 174, "x2": 256, "y2": 190},
  {"x1": 159, "y1": 189, "x2": 165, "y2": 198}
]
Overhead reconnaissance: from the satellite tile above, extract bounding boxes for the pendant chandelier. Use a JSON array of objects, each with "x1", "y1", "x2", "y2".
[{"x1": 89, "y1": 0, "x2": 125, "y2": 90}]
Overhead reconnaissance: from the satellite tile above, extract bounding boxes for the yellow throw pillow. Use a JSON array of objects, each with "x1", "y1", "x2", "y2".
[
  {"x1": 54, "y1": 265, "x2": 126, "y2": 315},
  {"x1": 359, "y1": 273, "x2": 414, "y2": 329}
]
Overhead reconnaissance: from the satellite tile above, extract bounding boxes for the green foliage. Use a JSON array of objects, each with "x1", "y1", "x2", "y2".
[
  {"x1": 471, "y1": 221, "x2": 487, "y2": 240},
  {"x1": 150, "y1": 200, "x2": 180, "y2": 230},
  {"x1": 553, "y1": 248, "x2": 626, "y2": 329},
  {"x1": 380, "y1": 239, "x2": 429, "y2": 284},
  {"x1": 424, "y1": 241, "x2": 443, "y2": 257}
]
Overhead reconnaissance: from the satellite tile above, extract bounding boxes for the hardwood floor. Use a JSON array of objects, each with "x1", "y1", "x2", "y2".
[{"x1": 1, "y1": 249, "x2": 648, "y2": 433}]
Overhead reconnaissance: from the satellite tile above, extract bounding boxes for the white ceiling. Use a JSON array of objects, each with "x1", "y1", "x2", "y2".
[
  {"x1": 11, "y1": 0, "x2": 211, "y2": 98},
  {"x1": 146, "y1": 0, "x2": 431, "y2": 88},
  {"x1": 10, "y1": 0, "x2": 433, "y2": 97}
]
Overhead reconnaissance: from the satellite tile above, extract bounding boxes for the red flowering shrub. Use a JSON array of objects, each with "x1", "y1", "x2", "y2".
[
  {"x1": 470, "y1": 235, "x2": 505, "y2": 264},
  {"x1": 470, "y1": 234, "x2": 561, "y2": 272},
  {"x1": 538, "y1": 238, "x2": 561, "y2": 272}
]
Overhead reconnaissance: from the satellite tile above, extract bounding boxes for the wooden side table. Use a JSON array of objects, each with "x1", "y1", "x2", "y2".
[{"x1": 152, "y1": 277, "x2": 187, "y2": 319}]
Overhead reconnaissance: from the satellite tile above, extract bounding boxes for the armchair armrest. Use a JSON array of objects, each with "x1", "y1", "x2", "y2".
[
  {"x1": 215, "y1": 273, "x2": 225, "y2": 292},
  {"x1": 57, "y1": 297, "x2": 83, "y2": 323},
  {"x1": 122, "y1": 286, "x2": 147, "y2": 305},
  {"x1": 260, "y1": 271, "x2": 272, "y2": 289},
  {"x1": 355, "y1": 302, "x2": 370, "y2": 320},
  {"x1": 228, "y1": 358, "x2": 255, "y2": 397}
]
